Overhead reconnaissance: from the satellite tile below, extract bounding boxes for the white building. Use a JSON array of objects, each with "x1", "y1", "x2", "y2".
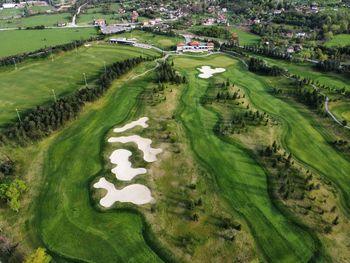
[
  {"x1": 2, "y1": 3, "x2": 19, "y2": 9},
  {"x1": 176, "y1": 41, "x2": 215, "y2": 53}
]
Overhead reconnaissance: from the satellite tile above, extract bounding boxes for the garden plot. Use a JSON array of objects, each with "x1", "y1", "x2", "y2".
[{"x1": 197, "y1": 65, "x2": 225, "y2": 79}]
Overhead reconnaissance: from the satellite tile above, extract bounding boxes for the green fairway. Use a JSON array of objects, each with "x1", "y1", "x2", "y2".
[
  {"x1": 324, "y1": 34, "x2": 350, "y2": 48},
  {"x1": 113, "y1": 30, "x2": 185, "y2": 50},
  {"x1": 0, "y1": 28, "x2": 98, "y2": 57},
  {"x1": 0, "y1": 44, "x2": 159, "y2": 125},
  {"x1": 329, "y1": 101, "x2": 350, "y2": 123},
  {"x1": 173, "y1": 55, "x2": 319, "y2": 262},
  {"x1": 0, "y1": 13, "x2": 71, "y2": 28},
  {"x1": 30, "y1": 61, "x2": 163, "y2": 262}
]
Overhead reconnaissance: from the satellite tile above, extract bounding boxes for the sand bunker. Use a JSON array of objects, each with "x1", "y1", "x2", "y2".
[
  {"x1": 94, "y1": 177, "x2": 153, "y2": 207},
  {"x1": 109, "y1": 149, "x2": 147, "y2": 181},
  {"x1": 108, "y1": 135, "x2": 162, "y2": 162},
  {"x1": 113, "y1": 117, "x2": 149, "y2": 133},
  {"x1": 197, "y1": 66, "x2": 226, "y2": 79}
]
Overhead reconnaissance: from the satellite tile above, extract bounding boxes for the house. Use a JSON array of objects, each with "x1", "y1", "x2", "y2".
[
  {"x1": 293, "y1": 44, "x2": 303, "y2": 52},
  {"x1": 286, "y1": 47, "x2": 295, "y2": 53},
  {"x1": 176, "y1": 41, "x2": 215, "y2": 53},
  {"x1": 296, "y1": 32, "x2": 306, "y2": 38},
  {"x1": 131, "y1": 10, "x2": 139, "y2": 23},
  {"x1": 203, "y1": 18, "x2": 215, "y2": 26},
  {"x1": 285, "y1": 32, "x2": 294, "y2": 38},
  {"x1": 2, "y1": 3, "x2": 19, "y2": 9},
  {"x1": 57, "y1": 21, "x2": 66, "y2": 27},
  {"x1": 109, "y1": 38, "x2": 136, "y2": 45},
  {"x1": 94, "y1": 18, "x2": 106, "y2": 27}
]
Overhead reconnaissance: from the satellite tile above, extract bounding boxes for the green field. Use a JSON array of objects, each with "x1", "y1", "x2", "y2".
[
  {"x1": 256, "y1": 55, "x2": 350, "y2": 91},
  {"x1": 0, "y1": 44, "x2": 159, "y2": 125},
  {"x1": 112, "y1": 30, "x2": 185, "y2": 50},
  {"x1": 0, "y1": 13, "x2": 71, "y2": 28},
  {"x1": 324, "y1": 34, "x2": 350, "y2": 48},
  {"x1": 230, "y1": 26, "x2": 261, "y2": 45},
  {"x1": 329, "y1": 101, "x2": 350, "y2": 123},
  {"x1": 0, "y1": 8, "x2": 23, "y2": 19},
  {"x1": 0, "y1": 28, "x2": 98, "y2": 57}
]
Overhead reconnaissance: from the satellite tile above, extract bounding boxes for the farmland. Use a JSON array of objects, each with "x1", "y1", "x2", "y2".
[
  {"x1": 0, "y1": 13, "x2": 72, "y2": 28},
  {"x1": 0, "y1": 44, "x2": 158, "y2": 125},
  {"x1": 0, "y1": 28, "x2": 98, "y2": 57},
  {"x1": 324, "y1": 34, "x2": 350, "y2": 48}
]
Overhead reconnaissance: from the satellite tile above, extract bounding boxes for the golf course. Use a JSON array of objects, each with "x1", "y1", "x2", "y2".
[{"x1": 1, "y1": 30, "x2": 350, "y2": 262}]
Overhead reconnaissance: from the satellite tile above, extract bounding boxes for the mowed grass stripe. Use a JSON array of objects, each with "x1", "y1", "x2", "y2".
[
  {"x1": 34, "y1": 62, "x2": 163, "y2": 262},
  {"x1": 0, "y1": 44, "x2": 159, "y2": 126},
  {"x1": 173, "y1": 56, "x2": 317, "y2": 262},
  {"x1": 225, "y1": 59, "x2": 350, "y2": 213}
]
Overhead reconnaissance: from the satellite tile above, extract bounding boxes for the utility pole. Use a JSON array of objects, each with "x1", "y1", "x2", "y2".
[
  {"x1": 52, "y1": 89, "x2": 57, "y2": 102},
  {"x1": 15, "y1": 108, "x2": 21, "y2": 123},
  {"x1": 13, "y1": 58, "x2": 17, "y2": 70},
  {"x1": 83, "y1": 73, "x2": 88, "y2": 86}
]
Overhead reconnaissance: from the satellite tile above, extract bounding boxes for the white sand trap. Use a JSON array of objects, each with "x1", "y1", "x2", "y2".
[
  {"x1": 113, "y1": 117, "x2": 149, "y2": 133},
  {"x1": 197, "y1": 66, "x2": 226, "y2": 79},
  {"x1": 109, "y1": 149, "x2": 147, "y2": 181},
  {"x1": 108, "y1": 135, "x2": 162, "y2": 162},
  {"x1": 94, "y1": 177, "x2": 153, "y2": 207}
]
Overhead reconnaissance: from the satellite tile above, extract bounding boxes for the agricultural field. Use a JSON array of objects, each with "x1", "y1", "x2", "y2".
[
  {"x1": 324, "y1": 34, "x2": 350, "y2": 48},
  {"x1": 0, "y1": 44, "x2": 158, "y2": 125},
  {"x1": 0, "y1": 28, "x2": 98, "y2": 57},
  {"x1": 0, "y1": 13, "x2": 71, "y2": 28}
]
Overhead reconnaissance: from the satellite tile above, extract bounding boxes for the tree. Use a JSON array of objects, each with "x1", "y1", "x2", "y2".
[{"x1": 24, "y1": 248, "x2": 51, "y2": 263}]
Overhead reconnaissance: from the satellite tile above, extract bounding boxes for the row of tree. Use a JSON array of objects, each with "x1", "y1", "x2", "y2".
[
  {"x1": 248, "y1": 57, "x2": 285, "y2": 76},
  {"x1": 0, "y1": 56, "x2": 149, "y2": 144}
]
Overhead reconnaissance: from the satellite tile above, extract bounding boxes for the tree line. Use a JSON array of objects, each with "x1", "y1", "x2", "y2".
[
  {"x1": 0, "y1": 56, "x2": 149, "y2": 144},
  {"x1": 248, "y1": 57, "x2": 285, "y2": 76},
  {"x1": 156, "y1": 60, "x2": 186, "y2": 84}
]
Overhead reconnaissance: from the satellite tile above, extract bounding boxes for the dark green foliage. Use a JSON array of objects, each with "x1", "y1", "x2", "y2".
[
  {"x1": 156, "y1": 61, "x2": 184, "y2": 84},
  {"x1": 248, "y1": 58, "x2": 285, "y2": 76}
]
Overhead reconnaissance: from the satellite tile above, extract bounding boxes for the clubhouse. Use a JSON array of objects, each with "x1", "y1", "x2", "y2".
[{"x1": 176, "y1": 41, "x2": 215, "y2": 53}]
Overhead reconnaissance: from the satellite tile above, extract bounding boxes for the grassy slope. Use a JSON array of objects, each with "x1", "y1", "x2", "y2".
[
  {"x1": 0, "y1": 13, "x2": 72, "y2": 28},
  {"x1": 173, "y1": 55, "x2": 317, "y2": 262},
  {"x1": 329, "y1": 102, "x2": 350, "y2": 123},
  {"x1": 0, "y1": 44, "x2": 156, "y2": 125},
  {"x1": 324, "y1": 34, "x2": 350, "y2": 48},
  {"x1": 0, "y1": 28, "x2": 98, "y2": 58},
  {"x1": 221, "y1": 56, "x2": 350, "y2": 212},
  {"x1": 31, "y1": 59, "x2": 163, "y2": 262},
  {"x1": 114, "y1": 30, "x2": 184, "y2": 50},
  {"x1": 258, "y1": 56, "x2": 350, "y2": 91},
  {"x1": 230, "y1": 26, "x2": 261, "y2": 45}
]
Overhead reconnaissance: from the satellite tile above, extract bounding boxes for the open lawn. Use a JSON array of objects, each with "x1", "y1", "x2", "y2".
[
  {"x1": 257, "y1": 55, "x2": 350, "y2": 91},
  {"x1": 0, "y1": 13, "x2": 71, "y2": 28},
  {"x1": 230, "y1": 26, "x2": 261, "y2": 45},
  {"x1": 324, "y1": 34, "x2": 350, "y2": 48},
  {"x1": 329, "y1": 101, "x2": 350, "y2": 123},
  {"x1": 0, "y1": 44, "x2": 159, "y2": 125},
  {"x1": 0, "y1": 28, "x2": 98, "y2": 57},
  {"x1": 112, "y1": 30, "x2": 184, "y2": 50}
]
